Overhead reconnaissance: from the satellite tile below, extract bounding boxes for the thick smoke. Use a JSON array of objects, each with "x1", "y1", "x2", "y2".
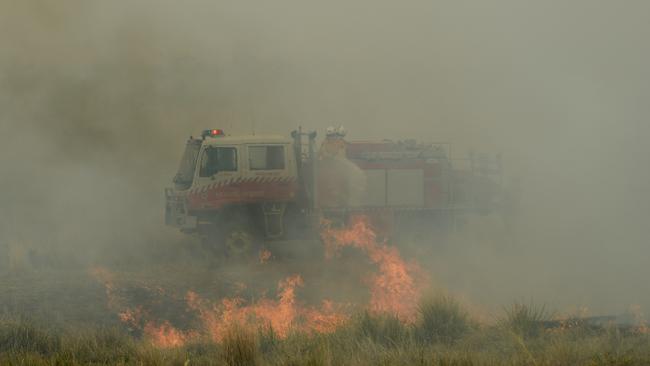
[{"x1": 1, "y1": 0, "x2": 649, "y2": 316}]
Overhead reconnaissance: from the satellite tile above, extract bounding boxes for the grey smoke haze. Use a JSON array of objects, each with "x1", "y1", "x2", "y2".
[{"x1": 1, "y1": 1, "x2": 649, "y2": 314}]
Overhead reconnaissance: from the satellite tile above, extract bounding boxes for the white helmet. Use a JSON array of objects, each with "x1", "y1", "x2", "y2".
[
  {"x1": 326, "y1": 126, "x2": 336, "y2": 136},
  {"x1": 336, "y1": 125, "x2": 347, "y2": 137}
]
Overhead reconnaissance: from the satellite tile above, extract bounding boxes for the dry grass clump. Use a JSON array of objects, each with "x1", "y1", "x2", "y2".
[
  {"x1": 353, "y1": 311, "x2": 410, "y2": 346},
  {"x1": 0, "y1": 317, "x2": 60, "y2": 356},
  {"x1": 415, "y1": 296, "x2": 474, "y2": 344},
  {"x1": 222, "y1": 326, "x2": 259, "y2": 366},
  {"x1": 58, "y1": 327, "x2": 137, "y2": 364},
  {"x1": 342, "y1": 296, "x2": 475, "y2": 348},
  {"x1": 498, "y1": 301, "x2": 551, "y2": 339}
]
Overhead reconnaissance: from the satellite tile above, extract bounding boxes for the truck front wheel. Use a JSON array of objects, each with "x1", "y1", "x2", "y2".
[{"x1": 224, "y1": 226, "x2": 255, "y2": 260}]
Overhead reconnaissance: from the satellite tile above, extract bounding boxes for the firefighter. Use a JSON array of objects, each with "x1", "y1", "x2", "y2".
[{"x1": 319, "y1": 125, "x2": 347, "y2": 159}]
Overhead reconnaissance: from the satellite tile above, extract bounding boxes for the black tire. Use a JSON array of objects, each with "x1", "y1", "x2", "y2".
[{"x1": 223, "y1": 224, "x2": 257, "y2": 260}]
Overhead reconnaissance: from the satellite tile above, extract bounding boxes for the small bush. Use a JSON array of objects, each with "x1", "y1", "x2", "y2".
[
  {"x1": 499, "y1": 302, "x2": 551, "y2": 339},
  {"x1": 415, "y1": 296, "x2": 472, "y2": 344}
]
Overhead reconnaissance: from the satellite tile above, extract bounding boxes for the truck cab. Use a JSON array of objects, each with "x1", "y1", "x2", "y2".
[{"x1": 165, "y1": 130, "x2": 299, "y2": 239}]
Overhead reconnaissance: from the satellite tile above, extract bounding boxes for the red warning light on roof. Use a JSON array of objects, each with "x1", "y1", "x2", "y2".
[{"x1": 202, "y1": 129, "x2": 225, "y2": 138}]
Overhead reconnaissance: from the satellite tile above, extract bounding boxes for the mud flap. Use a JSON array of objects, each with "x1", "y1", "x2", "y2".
[{"x1": 262, "y1": 203, "x2": 287, "y2": 239}]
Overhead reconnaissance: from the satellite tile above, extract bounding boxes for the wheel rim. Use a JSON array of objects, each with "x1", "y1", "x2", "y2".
[{"x1": 225, "y1": 229, "x2": 253, "y2": 257}]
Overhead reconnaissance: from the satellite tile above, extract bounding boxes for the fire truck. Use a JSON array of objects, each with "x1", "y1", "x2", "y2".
[{"x1": 165, "y1": 128, "x2": 503, "y2": 257}]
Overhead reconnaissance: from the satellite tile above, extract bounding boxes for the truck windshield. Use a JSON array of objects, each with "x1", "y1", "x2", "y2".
[
  {"x1": 173, "y1": 138, "x2": 202, "y2": 190},
  {"x1": 199, "y1": 147, "x2": 238, "y2": 177}
]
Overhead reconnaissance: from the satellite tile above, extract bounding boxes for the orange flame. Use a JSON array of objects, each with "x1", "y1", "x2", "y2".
[
  {"x1": 93, "y1": 266, "x2": 343, "y2": 346},
  {"x1": 91, "y1": 266, "x2": 194, "y2": 348},
  {"x1": 320, "y1": 214, "x2": 425, "y2": 322},
  {"x1": 187, "y1": 274, "x2": 347, "y2": 342},
  {"x1": 118, "y1": 307, "x2": 143, "y2": 327},
  {"x1": 90, "y1": 267, "x2": 120, "y2": 310},
  {"x1": 259, "y1": 249, "x2": 272, "y2": 264},
  {"x1": 302, "y1": 299, "x2": 348, "y2": 333},
  {"x1": 143, "y1": 321, "x2": 197, "y2": 348}
]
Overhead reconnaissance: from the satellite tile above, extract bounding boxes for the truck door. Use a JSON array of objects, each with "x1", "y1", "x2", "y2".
[
  {"x1": 193, "y1": 145, "x2": 241, "y2": 208},
  {"x1": 241, "y1": 144, "x2": 292, "y2": 201}
]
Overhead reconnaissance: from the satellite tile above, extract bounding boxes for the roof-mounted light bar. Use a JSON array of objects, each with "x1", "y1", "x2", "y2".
[{"x1": 201, "y1": 129, "x2": 225, "y2": 139}]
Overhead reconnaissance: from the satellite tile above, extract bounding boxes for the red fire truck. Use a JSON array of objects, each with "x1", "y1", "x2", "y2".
[{"x1": 165, "y1": 128, "x2": 502, "y2": 256}]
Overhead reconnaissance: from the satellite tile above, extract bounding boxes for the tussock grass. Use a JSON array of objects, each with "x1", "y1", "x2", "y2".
[
  {"x1": 58, "y1": 327, "x2": 137, "y2": 364},
  {"x1": 257, "y1": 324, "x2": 279, "y2": 355},
  {"x1": 222, "y1": 326, "x2": 259, "y2": 366},
  {"x1": 499, "y1": 302, "x2": 551, "y2": 339},
  {"x1": 0, "y1": 317, "x2": 61, "y2": 355},
  {"x1": 353, "y1": 311, "x2": 410, "y2": 346},
  {"x1": 1, "y1": 303, "x2": 650, "y2": 365},
  {"x1": 415, "y1": 296, "x2": 474, "y2": 344}
]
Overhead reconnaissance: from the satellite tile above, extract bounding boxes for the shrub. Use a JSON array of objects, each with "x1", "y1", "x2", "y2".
[
  {"x1": 415, "y1": 296, "x2": 472, "y2": 344},
  {"x1": 499, "y1": 302, "x2": 551, "y2": 339},
  {"x1": 354, "y1": 311, "x2": 410, "y2": 346}
]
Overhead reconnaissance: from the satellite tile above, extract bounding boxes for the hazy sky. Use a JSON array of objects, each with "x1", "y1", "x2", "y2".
[{"x1": 1, "y1": 0, "x2": 649, "y2": 314}]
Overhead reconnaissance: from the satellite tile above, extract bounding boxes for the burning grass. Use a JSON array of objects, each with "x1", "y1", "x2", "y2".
[
  {"x1": 2, "y1": 309, "x2": 650, "y2": 366},
  {"x1": 84, "y1": 214, "x2": 428, "y2": 348},
  {"x1": 320, "y1": 215, "x2": 427, "y2": 322},
  {"x1": 4, "y1": 214, "x2": 650, "y2": 364},
  {"x1": 3, "y1": 268, "x2": 650, "y2": 365}
]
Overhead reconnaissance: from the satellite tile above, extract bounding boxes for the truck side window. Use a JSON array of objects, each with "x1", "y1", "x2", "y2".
[
  {"x1": 199, "y1": 147, "x2": 238, "y2": 177},
  {"x1": 248, "y1": 145, "x2": 285, "y2": 170}
]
